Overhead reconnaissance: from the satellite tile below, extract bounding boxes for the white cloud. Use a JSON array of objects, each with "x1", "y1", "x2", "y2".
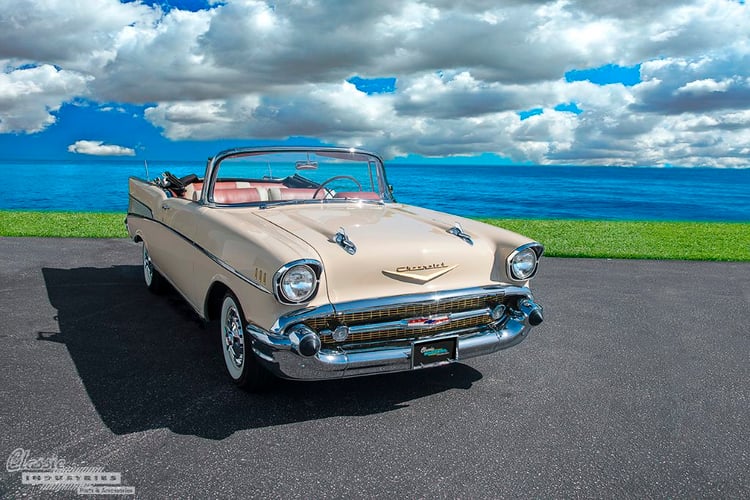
[
  {"x1": 67, "y1": 140, "x2": 135, "y2": 156},
  {"x1": 0, "y1": 0, "x2": 156, "y2": 71},
  {"x1": 0, "y1": 64, "x2": 90, "y2": 132},
  {"x1": 145, "y1": 82, "x2": 393, "y2": 140},
  {"x1": 0, "y1": 0, "x2": 749, "y2": 165},
  {"x1": 676, "y1": 78, "x2": 733, "y2": 94}
]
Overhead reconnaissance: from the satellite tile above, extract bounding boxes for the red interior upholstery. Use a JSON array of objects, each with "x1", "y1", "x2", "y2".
[
  {"x1": 273, "y1": 188, "x2": 324, "y2": 200},
  {"x1": 213, "y1": 188, "x2": 263, "y2": 204},
  {"x1": 173, "y1": 180, "x2": 373, "y2": 203},
  {"x1": 191, "y1": 181, "x2": 277, "y2": 192},
  {"x1": 249, "y1": 182, "x2": 286, "y2": 189}
]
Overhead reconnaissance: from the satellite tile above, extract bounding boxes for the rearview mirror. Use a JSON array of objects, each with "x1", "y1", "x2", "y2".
[{"x1": 295, "y1": 161, "x2": 318, "y2": 171}]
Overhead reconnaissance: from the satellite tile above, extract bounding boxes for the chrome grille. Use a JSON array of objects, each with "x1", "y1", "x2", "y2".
[
  {"x1": 326, "y1": 315, "x2": 490, "y2": 345},
  {"x1": 306, "y1": 294, "x2": 510, "y2": 347}
]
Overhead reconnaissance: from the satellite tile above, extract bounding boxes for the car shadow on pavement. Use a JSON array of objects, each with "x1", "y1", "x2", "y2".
[{"x1": 41, "y1": 265, "x2": 482, "y2": 440}]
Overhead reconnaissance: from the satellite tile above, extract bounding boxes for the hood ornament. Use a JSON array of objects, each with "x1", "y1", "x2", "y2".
[
  {"x1": 333, "y1": 227, "x2": 357, "y2": 255},
  {"x1": 447, "y1": 223, "x2": 473, "y2": 246}
]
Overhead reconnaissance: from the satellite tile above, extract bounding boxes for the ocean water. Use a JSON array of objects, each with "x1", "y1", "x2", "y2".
[{"x1": 2, "y1": 160, "x2": 749, "y2": 222}]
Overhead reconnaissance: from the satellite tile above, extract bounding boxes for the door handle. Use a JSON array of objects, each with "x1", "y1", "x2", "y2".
[{"x1": 161, "y1": 203, "x2": 171, "y2": 210}]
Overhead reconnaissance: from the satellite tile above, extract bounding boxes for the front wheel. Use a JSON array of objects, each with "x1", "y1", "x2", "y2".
[{"x1": 219, "y1": 292, "x2": 272, "y2": 391}]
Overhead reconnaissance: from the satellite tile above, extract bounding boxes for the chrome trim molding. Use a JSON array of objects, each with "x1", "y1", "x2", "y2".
[
  {"x1": 126, "y1": 213, "x2": 271, "y2": 294},
  {"x1": 207, "y1": 248, "x2": 272, "y2": 294},
  {"x1": 255, "y1": 198, "x2": 386, "y2": 210},
  {"x1": 248, "y1": 298, "x2": 543, "y2": 381},
  {"x1": 506, "y1": 242, "x2": 545, "y2": 281},
  {"x1": 329, "y1": 307, "x2": 493, "y2": 336},
  {"x1": 270, "y1": 284, "x2": 532, "y2": 334},
  {"x1": 272, "y1": 259, "x2": 323, "y2": 305},
  {"x1": 203, "y1": 146, "x2": 392, "y2": 206}
]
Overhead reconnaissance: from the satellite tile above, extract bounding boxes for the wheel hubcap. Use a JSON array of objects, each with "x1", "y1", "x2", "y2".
[
  {"x1": 143, "y1": 247, "x2": 153, "y2": 285},
  {"x1": 223, "y1": 303, "x2": 244, "y2": 369}
]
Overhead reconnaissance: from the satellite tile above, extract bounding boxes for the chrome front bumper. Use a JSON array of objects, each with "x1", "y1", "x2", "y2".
[{"x1": 247, "y1": 286, "x2": 543, "y2": 380}]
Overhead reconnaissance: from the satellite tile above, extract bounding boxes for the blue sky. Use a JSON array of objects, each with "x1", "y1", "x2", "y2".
[{"x1": 1, "y1": 1, "x2": 748, "y2": 166}]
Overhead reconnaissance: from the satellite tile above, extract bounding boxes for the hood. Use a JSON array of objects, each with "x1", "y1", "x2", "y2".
[{"x1": 252, "y1": 202, "x2": 529, "y2": 304}]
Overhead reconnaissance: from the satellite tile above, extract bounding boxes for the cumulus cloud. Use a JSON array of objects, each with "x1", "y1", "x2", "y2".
[
  {"x1": 67, "y1": 140, "x2": 135, "y2": 156},
  {"x1": 1, "y1": 0, "x2": 749, "y2": 165},
  {"x1": 0, "y1": 0, "x2": 155, "y2": 71},
  {"x1": 0, "y1": 64, "x2": 90, "y2": 132},
  {"x1": 145, "y1": 82, "x2": 394, "y2": 140}
]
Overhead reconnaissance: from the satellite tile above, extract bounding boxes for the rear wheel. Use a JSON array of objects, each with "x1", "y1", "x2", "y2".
[
  {"x1": 142, "y1": 244, "x2": 166, "y2": 294},
  {"x1": 220, "y1": 291, "x2": 272, "y2": 391}
]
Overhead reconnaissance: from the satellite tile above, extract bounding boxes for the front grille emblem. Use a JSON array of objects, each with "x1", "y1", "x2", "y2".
[{"x1": 406, "y1": 315, "x2": 451, "y2": 328}]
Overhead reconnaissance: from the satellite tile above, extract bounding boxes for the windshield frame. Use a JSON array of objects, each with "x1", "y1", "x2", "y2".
[{"x1": 201, "y1": 146, "x2": 392, "y2": 207}]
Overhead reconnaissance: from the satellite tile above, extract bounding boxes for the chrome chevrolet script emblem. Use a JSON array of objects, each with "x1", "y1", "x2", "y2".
[{"x1": 382, "y1": 262, "x2": 458, "y2": 284}]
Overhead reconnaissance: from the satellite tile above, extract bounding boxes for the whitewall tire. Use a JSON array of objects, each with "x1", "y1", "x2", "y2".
[{"x1": 219, "y1": 291, "x2": 272, "y2": 391}]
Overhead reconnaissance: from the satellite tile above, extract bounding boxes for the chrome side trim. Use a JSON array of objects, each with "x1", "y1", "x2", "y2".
[
  {"x1": 207, "y1": 248, "x2": 272, "y2": 294},
  {"x1": 126, "y1": 213, "x2": 271, "y2": 294}
]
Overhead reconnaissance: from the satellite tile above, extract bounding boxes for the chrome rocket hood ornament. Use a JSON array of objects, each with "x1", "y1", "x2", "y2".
[
  {"x1": 333, "y1": 227, "x2": 357, "y2": 255},
  {"x1": 447, "y1": 222, "x2": 473, "y2": 245}
]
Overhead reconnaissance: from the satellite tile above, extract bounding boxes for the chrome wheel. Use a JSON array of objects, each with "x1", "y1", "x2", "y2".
[
  {"x1": 221, "y1": 295, "x2": 245, "y2": 379},
  {"x1": 143, "y1": 245, "x2": 154, "y2": 287},
  {"x1": 217, "y1": 291, "x2": 273, "y2": 390},
  {"x1": 142, "y1": 242, "x2": 165, "y2": 293}
]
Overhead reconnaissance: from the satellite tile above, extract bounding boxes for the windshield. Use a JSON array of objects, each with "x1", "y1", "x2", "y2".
[{"x1": 208, "y1": 149, "x2": 388, "y2": 206}]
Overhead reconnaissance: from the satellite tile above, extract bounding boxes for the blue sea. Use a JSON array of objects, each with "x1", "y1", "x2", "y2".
[{"x1": 2, "y1": 160, "x2": 749, "y2": 221}]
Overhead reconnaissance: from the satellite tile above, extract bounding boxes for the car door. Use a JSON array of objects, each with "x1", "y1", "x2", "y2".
[{"x1": 154, "y1": 197, "x2": 203, "y2": 309}]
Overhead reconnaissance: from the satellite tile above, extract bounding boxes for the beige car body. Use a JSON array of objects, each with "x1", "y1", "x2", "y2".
[{"x1": 127, "y1": 147, "x2": 544, "y2": 386}]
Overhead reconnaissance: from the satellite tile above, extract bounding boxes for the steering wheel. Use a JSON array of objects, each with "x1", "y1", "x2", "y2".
[{"x1": 312, "y1": 175, "x2": 362, "y2": 199}]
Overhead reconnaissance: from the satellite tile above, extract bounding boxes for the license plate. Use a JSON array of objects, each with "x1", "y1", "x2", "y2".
[{"x1": 412, "y1": 337, "x2": 457, "y2": 368}]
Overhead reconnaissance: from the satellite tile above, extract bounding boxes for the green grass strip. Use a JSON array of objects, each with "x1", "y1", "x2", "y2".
[
  {"x1": 478, "y1": 218, "x2": 750, "y2": 262},
  {"x1": 1, "y1": 211, "x2": 748, "y2": 261},
  {"x1": 0, "y1": 211, "x2": 128, "y2": 238}
]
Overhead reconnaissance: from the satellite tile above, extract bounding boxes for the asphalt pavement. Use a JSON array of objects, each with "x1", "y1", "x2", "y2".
[{"x1": 0, "y1": 237, "x2": 748, "y2": 498}]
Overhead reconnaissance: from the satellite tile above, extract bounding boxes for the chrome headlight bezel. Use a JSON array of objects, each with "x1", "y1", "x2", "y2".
[
  {"x1": 273, "y1": 260, "x2": 322, "y2": 304},
  {"x1": 507, "y1": 243, "x2": 544, "y2": 281}
]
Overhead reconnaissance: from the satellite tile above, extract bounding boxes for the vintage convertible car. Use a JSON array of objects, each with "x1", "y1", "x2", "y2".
[{"x1": 126, "y1": 146, "x2": 544, "y2": 389}]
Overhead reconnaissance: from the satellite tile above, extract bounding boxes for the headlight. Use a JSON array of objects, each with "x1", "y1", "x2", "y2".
[
  {"x1": 274, "y1": 261, "x2": 321, "y2": 304},
  {"x1": 507, "y1": 243, "x2": 543, "y2": 280}
]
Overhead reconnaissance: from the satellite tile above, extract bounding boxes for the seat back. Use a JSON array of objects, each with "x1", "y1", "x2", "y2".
[
  {"x1": 212, "y1": 187, "x2": 268, "y2": 204},
  {"x1": 268, "y1": 188, "x2": 324, "y2": 201}
]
